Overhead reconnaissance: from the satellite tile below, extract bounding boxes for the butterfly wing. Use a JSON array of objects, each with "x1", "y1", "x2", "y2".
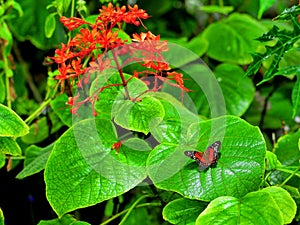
[{"x1": 184, "y1": 141, "x2": 221, "y2": 171}]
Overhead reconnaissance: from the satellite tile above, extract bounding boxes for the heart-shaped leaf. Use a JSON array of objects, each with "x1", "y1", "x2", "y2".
[
  {"x1": 114, "y1": 96, "x2": 165, "y2": 135},
  {"x1": 91, "y1": 73, "x2": 148, "y2": 119},
  {"x1": 163, "y1": 198, "x2": 207, "y2": 225},
  {"x1": 196, "y1": 187, "x2": 296, "y2": 225},
  {"x1": 202, "y1": 13, "x2": 266, "y2": 64},
  {"x1": 187, "y1": 63, "x2": 255, "y2": 117},
  {"x1": 45, "y1": 118, "x2": 151, "y2": 216},
  {"x1": 150, "y1": 92, "x2": 200, "y2": 144},
  {"x1": 147, "y1": 115, "x2": 266, "y2": 200}
]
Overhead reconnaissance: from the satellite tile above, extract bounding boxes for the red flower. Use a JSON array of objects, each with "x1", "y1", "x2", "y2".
[{"x1": 60, "y1": 16, "x2": 89, "y2": 31}]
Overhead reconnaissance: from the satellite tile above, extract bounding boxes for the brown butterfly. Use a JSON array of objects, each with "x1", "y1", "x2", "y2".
[{"x1": 184, "y1": 141, "x2": 221, "y2": 171}]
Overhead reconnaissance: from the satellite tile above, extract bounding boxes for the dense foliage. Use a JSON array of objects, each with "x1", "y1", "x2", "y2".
[{"x1": 1, "y1": 0, "x2": 300, "y2": 224}]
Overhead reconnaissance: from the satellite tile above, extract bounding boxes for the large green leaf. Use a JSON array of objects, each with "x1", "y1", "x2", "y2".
[
  {"x1": 147, "y1": 115, "x2": 266, "y2": 201},
  {"x1": 16, "y1": 143, "x2": 53, "y2": 179},
  {"x1": 0, "y1": 137, "x2": 22, "y2": 156},
  {"x1": 150, "y1": 92, "x2": 200, "y2": 144},
  {"x1": 45, "y1": 118, "x2": 151, "y2": 216},
  {"x1": 214, "y1": 64, "x2": 255, "y2": 116},
  {"x1": 92, "y1": 73, "x2": 148, "y2": 119},
  {"x1": 114, "y1": 96, "x2": 165, "y2": 135},
  {"x1": 163, "y1": 198, "x2": 207, "y2": 225},
  {"x1": 183, "y1": 63, "x2": 254, "y2": 117},
  {"x1": 202, "y1": 13, "x2": 266, "y2": 65},
  {"x1": 166, "y1": 35, "x2": 209, "y2": 59},
  {"x1": 7, "y1": 0, "x2": 66, "y2": 49},
  {"x1": 173, "y1": 63, "x2": 226, "y2": 118},
  {"x1": 196, "y1": 187, "x2": 296, "y2": 225},
  {"x1": 0, "y1": 103, "x2": 29, "y2": 137}
]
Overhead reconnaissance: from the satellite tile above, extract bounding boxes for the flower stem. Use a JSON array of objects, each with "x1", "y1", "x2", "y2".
[
  {"x1": 111, "y1": 49, "x2": 130, "y2": 99},
  {"x1": 100, "y1": 200, "x2": 160, "y2": 225},
  {"x1": 24, "y1": 98, "x2": 52, "y2": 124},
  {"x1": 279, "y1": 166, "x2": 300, "y2": 187}
]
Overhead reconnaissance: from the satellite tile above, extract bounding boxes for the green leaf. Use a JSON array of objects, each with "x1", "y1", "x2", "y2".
[
  {"x1": 245, "y1": 6, "x2": 300, "y2": 84},
  {"x1": 0, "y1": 104, "x2": 29, "y2": 137},
  {"x1": 196, "y1": 187, "x2": 296, "y2": 225},
  {"x1": 45, "y1": 118, "x2": 151, "y2": 216},
  {"x1": 177, "y1": 63, "x2": 226, "y2": 118},
  {"x1": 184, "y1": 63, "x2": 254, "y2": 117},
  {"x1": 166, "y1": 36, "x2": 208, "y2": 58},
  {"x1": 150, "y1": 92, "x2": 200, "y2": 144},
  {"x1": 22, "y1": 113, "x2": 63, "y2": 144},
  {"x1": 265, "y1": 151, "x2": 281, "y2": 170},
  {"x1": 214, "y1": 63, "x2": 255, "y2": 116},
  {"x1": 258, "y1": 0, "x2": 276, "y2": 19},
  {"x1": 16, "y1": 143, "x2": 53, "y2": 179},
  {"x1": 270, "y1": 130, "x2": 300, "y2": 186},
  {"x1": 275, "y1": 130, "x2": 300, "y2": 166},
  {"x1": 147, "y1": 115, "x2": 266, "y2": 201},
  {"x1": 292, "y1": 75, "x2": 300, "y2": 118},
  {"x1": 38, "y1": 214, "x2": 90, "y2": 225},
  {"x1": 200, "y1": 5, "x2": 234, "y2": 15},
  {"x1": 50, "y1": 93, "x2": 72, "y2": 127},
  {"x1": 163, "y1": 198, "x2": 207, "y2": 225},
  {"x1": 202, "y1": 13, "x2": 266, "y2": 65},
  {"x1": 114, "y1": 96, "x2": 165, "y2": 135},
  {"x1": 45, "y1": 12, "x2": 56, "y2": 38},
  {"x1": 7, "y1": 0, "x2": 66, "y2": 49},
  {"x1": 261, "y1": 187, "x2": 297, "y2": 224},
  {"x1": 92, "y1": 73, "x2": 148, "y2": 119},
  {"x1": 0, "y1": 208, "x2": 4, "y2": 225},
  {"x1": 274, "y1": 5, "x2": 300, "y2": 21},
  {"x1": 0, "y1": 137, "x2": 22, "y2": 156},
  {"x1": 283, "y1": 185, "x2": 300, "y2": 198},
  {"x1": 0, "y1": 154, "x2": 5, "y2": 169}
]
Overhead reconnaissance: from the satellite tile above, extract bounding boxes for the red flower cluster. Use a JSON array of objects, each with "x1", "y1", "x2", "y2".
[{"x1": 50, "y1": 3, "x2": 190, "y2": 115}]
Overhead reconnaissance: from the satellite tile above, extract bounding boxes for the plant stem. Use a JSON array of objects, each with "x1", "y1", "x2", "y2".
[
  {"x1": 100, "y1": 201, "x2": 161, "y2": 225},
  {"x1": 24, "y1": 98, "x2": 52, "y2": 124},
  {"x1": 70, "y1": 0, "x2": 75, "y2": 17},
  {"x1": 119, "y1": 195, "x2": 150, "y2": 225},
  {"x1": 5, "y1": 73, "x2": 11, "y2": 108},
  {"x1": 279, "y1": 166, "x2": 300, "y2": 187},
  {"x1": 111, "y1": 49, "x2": 130, "y2": 99}
]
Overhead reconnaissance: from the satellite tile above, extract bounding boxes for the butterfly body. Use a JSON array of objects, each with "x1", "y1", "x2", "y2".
[{"x1": 184, "y1": 141, "x2": 221, "y2": 171}]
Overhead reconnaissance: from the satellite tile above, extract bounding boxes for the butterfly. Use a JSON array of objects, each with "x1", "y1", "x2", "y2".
[{"x1": 184, "y1": 141, "x2": 221, "y2": 171}]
